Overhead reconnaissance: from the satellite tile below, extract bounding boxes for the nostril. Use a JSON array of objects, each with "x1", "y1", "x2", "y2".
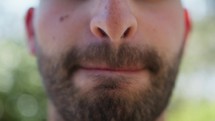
[
  {"x1": 122, "y1": 28, "x2": 131, "y2": 38},
  {"x1": 98, "y1": 28, "x2": 108, "y2": 38}
]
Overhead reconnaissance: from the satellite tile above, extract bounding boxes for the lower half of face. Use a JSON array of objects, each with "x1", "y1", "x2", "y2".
[{"x1": 37, "y1": 42, "x2": 183, "y2": 121}]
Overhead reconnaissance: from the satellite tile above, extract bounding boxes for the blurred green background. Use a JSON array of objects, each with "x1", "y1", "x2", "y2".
[{"x1": 0, "y1": 0, "x2": 215, "y2": 121}]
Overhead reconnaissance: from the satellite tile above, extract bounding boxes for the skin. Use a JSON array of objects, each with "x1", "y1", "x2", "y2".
[{"x1": 25, "y1": 0, "x2": 190, "y2": 121}]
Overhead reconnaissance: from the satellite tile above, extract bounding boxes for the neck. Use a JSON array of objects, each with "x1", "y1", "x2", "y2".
[{"x1": 48, "y1": 102, "x2": 166, "y2": 121}]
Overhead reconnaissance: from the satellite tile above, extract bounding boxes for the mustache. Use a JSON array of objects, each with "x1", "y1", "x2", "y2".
[{"x1": 63, "y1": 43, "x2": 163, "y2": 74}]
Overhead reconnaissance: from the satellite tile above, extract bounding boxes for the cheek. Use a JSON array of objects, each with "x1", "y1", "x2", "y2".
[
  {"x1": 135, "y1": 10, "x2": 184, "y2": 60},
  {"x1": 34, "y1": 7, "x2": 88, "y2": 57},
  {"x1": 34, "y1": 10, "x2": 68, "y2": 56}
]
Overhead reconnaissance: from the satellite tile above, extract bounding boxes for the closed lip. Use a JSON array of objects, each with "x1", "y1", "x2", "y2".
[{"x1": 79, "y1": 66, "x2": 145, "y2": 73}]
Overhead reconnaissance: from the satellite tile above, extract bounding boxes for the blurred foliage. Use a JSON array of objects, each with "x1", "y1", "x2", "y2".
[
  {"x1": 0, "y1": 41, "x2": 47, "y2": 121},
  {"x1": 168, "y1": 100, "x2": 215, "y2": 121},
  {"x1": 180, "y1": 17, "x2": 215, "y2": 73},
  {"x1": 0, "y1": 17, "x2": 215, "y2": 121}
]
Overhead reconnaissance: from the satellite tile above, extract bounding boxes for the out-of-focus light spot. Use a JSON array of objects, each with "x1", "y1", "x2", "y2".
[
  {"x1": 0, "y1": 100, "x2": 4, "y2": 119},
  {"x1": 0, "y1": 44, "x2": 20, "y2": 93},
  {"x1": 17, "y1": 94, "x2": 38, "y2": 117},
  {"x1": 0, "y1": 45, "x2": 21, "y2": 69},
  {"x1": 0, "y1": 73, "x2": 14, "y2": 93}
]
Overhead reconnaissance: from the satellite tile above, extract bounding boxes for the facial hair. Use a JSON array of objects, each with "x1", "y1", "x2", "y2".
[{"x1": 36, "y1": 42, "x2": 183, "y2": 121}]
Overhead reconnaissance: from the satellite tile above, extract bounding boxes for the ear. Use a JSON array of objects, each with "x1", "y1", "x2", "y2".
[
  {"x1": 25, "y1": 8, "x2": 36, "y2": 55},
  {"x1": 184, "y1": 9, "x2": 191, "y2": 40}
]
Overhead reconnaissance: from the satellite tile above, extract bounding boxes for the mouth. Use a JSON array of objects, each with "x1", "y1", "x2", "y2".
[
  {"x1": 69, "y1": 64, "x2": 150, "y2": 93},
  {"x1": 79, "y1": 66, "x2": 145, "y2": 73}
]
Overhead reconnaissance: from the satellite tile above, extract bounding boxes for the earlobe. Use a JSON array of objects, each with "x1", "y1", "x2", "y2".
[
  {"x1": 25, "y1": 8, "x2": 36, "y2": 55},
  {"x1": 184, "y1": 9, "x2": 191, "y2": 40}
]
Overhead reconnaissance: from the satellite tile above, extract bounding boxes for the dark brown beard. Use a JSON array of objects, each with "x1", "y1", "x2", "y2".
[{"x1": 37, "y1": 42, "x2": 182, "y2": 121}]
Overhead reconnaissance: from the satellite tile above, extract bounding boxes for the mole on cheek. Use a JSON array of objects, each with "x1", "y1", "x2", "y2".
[{"x1": 59, "y1": 14, "x2": 70, "y2": 22}]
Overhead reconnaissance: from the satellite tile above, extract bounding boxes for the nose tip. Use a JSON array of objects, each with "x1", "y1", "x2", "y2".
[
  {"x1": 90, "y1": 1, "x2": 137, "y2": 43},
  {"x1": 90, "y1": 20, "x2": 136, "y2": 40}
]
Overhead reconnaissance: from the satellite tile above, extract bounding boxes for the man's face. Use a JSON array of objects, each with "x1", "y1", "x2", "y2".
[{"x1": 26, "y1": 0, "x2": 186, "y2": 121}]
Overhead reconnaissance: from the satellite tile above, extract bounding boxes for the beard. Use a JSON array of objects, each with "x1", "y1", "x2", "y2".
[{"x1": 36, "y1": 42, "x2": 183, "y2": 121}]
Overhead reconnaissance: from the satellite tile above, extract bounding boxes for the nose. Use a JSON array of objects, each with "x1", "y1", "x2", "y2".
[{"x1": 90, "y1": 0, "x2": 137, "y2": 45}]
